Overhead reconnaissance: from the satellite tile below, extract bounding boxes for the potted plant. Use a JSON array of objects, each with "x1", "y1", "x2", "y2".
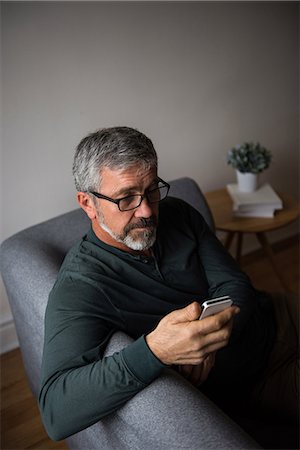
[{"x1": 227, "y1": 142, "x2": 272, "y2": 192}]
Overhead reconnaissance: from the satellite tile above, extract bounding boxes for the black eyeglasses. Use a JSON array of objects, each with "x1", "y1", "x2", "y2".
[{"x1": 90, "y1": 177, "x2": 170, "y2": 212}]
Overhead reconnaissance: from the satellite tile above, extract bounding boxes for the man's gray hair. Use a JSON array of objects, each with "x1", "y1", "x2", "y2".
[{"x1": 73, "y1": 126, "x2": 158, "y2": 192}]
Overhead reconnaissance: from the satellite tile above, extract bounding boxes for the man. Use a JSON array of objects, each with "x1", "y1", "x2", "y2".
[{"x1": 39, "y1": 127, "x2": 298, "y2": 442}]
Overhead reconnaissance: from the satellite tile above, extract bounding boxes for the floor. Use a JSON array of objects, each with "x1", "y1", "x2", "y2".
[{"x1": 1, "y1": 348, "x2": 68, "y2": 450}]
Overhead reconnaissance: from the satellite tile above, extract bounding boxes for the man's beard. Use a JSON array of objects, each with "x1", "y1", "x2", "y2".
[{"x1": 97, "y1": 209, "x2": 157, "y2": 251}]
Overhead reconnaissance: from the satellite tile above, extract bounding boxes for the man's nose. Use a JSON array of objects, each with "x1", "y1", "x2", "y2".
[{"x1": 134, "y1": 196, "x2": 154, "y2": 218}]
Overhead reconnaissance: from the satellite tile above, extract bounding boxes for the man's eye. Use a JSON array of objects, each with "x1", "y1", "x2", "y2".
[
  {"x1": 121, "y1": 195, "x2": 138, "y2": 207},
  {"x1": 123, "y1": 195, "x2": 136, "y2": 202}
]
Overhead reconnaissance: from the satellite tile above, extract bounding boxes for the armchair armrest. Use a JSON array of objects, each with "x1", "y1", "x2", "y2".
[{"x1": 66, "y1": 332, "x2": 259, "y2": 450}]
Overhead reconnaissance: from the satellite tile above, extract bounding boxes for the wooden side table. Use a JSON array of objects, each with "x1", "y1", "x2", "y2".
[{"x1": 204, "y1": 188, "x2": 300, "y2": 291}]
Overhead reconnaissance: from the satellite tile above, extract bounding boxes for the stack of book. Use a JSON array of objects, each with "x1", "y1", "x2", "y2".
[{"x1": 226, "y1": 183, "x2": 283, "y2": 218}]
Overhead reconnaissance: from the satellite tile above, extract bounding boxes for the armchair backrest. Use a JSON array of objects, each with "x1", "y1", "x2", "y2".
[{"x1": 168, "y1": 177, "x2": 215, "y2": 232}]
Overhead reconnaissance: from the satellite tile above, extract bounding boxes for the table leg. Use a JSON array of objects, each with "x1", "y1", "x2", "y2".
[{"x1": 255, "y1": 232, "x2": 290, "y2": 292}]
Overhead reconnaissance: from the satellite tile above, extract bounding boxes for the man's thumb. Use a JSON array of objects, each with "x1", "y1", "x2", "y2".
[{"x1": 171, "y1": 301, "x2": 201, "y2": 323}]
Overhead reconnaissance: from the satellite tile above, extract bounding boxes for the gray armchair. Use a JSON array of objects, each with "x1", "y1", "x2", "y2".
[{"x1": 0, "y1": 177, "x2": 258, "y2": 449}]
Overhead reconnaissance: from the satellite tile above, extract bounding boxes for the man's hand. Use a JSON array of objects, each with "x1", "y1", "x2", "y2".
[
  {"x1": 178, "y1": 352, "x2": 216, "y2": 387},
  {"x1": 146, "y1": 301, "x2": 239, "y2": 366}
]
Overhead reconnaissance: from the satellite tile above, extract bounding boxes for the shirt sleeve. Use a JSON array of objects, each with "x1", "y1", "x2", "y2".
[
  {"x1": 39, "y1": 279, "x2": 164, "y2": 441},
  {"x1": 182, "y1": 202, "x2": 276, "y2": 387},
  {"x1": 187, "y1": 204, "x2": 258, "y2": 340}
]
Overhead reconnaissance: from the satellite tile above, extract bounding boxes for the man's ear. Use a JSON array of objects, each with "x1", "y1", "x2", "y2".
[{"x1": 77, "y1": 192, "x2": 97, "y2": 220}]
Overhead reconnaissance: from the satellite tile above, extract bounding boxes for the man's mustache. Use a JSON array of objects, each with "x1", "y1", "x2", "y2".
[{"x1": 126, "y1": 217, "x2": 158, "y2": 232}]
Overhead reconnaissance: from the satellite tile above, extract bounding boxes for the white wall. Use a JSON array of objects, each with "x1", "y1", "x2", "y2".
[{"x1": 1, "y1": 1, "x2": 299, "y2": 353}]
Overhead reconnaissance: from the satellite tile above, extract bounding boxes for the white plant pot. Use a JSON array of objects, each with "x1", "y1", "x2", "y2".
[{"x1": 236, "y1": 171, "x2": 258, "y2": 192}]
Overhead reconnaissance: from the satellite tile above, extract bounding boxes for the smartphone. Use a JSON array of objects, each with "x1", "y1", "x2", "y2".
[{"x1": 199, "y1": 295, "x2": 233, "y2": 320}]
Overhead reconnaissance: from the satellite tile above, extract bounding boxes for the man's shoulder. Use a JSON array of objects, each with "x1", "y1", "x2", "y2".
[
  {"x1": 159, "y1": 196, "x2": 194, "y2": 214},
  {"x1": 159, "y1": 196, "x2": 203, "y2": 222},
  {"x1": 54, "y1": 231, "x2": 104, "y2": 281},
  {"x1": 158, "y1": 196, "x2": 206, "y2": 236},
  {"x1": 49, "y1": 235, "x2": 107, "y2": 305}
]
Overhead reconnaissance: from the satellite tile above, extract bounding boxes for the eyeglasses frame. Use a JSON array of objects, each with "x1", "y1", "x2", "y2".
[{"x1": 89, "y1": 177, "x2": 170, "y2": 212}]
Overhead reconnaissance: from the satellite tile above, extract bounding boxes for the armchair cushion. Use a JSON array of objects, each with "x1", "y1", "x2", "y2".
[{"x1": 66, "y1": 331, "x2": 258, "y2": 450}]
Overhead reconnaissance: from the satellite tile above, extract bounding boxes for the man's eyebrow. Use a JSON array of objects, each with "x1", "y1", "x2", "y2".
[
  {"x1": 112, "y1": 179, "x2": 159, "y2": 198},
  {"x1": 112, "y1": 185, "x2": 139, "y2": 197}
]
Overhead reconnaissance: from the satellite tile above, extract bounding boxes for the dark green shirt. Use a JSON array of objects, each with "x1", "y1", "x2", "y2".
[{"x1": 39, "y1": 197, "x2": 275, "y2": 440}]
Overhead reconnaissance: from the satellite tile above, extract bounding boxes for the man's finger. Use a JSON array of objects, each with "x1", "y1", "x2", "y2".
[
  {"x1": 168, "y1": 302, "x2": 201, "y2": 324},
  {"x1": 197, "y1": 306, "x2": 240, "y2": 334}
]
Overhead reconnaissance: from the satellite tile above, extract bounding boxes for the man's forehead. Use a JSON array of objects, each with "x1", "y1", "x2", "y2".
[{"x1": 100, "y1": 165, "x2": 158, "y2": 194}]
